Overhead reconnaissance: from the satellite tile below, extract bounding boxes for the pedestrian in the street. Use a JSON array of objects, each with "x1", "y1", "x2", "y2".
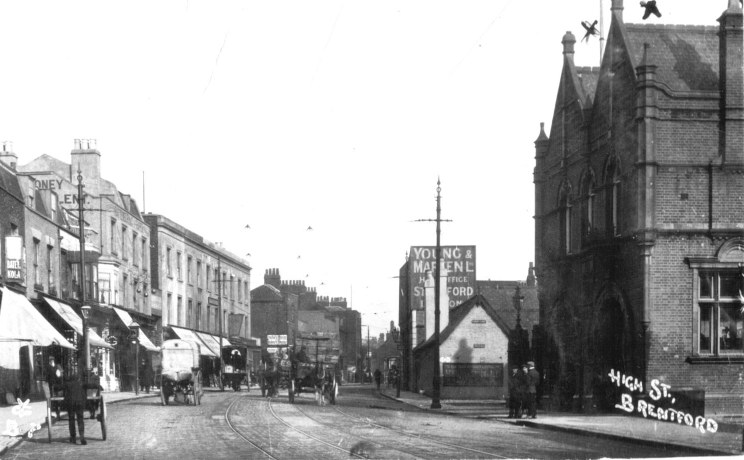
[
  {"x1": 373, "y1": 369, "x2": 382, "y2": 391},
  {"x1": 507, "y1": 366, "x2": 521, "y2": 418},
  {"x1": 517, "y1": 365, "x2": 529, "y2": 418},
  {"x1": 526, "y1": 361, "x2": 540, "y2": 419},
  {"x1": 63, "y1": 371, "x2": 87, "y2": 445},
  {"x1": 140, "y1": 359, "x2": 152, "y2": 393}
]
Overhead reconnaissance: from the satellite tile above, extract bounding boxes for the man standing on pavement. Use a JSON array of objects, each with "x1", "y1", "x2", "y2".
[
  {"x1": 507, "y1": 366, "x2": 520, "y2": 418},
  {"x1": 63, "y1": 371, "x2": 87, "y2": 445},
  {"x1": 526, "y1": 361, "x2": 540, "y2": 419},
  {"x1": 373, "y1": 369, "x2": 382, "y2": 391}
]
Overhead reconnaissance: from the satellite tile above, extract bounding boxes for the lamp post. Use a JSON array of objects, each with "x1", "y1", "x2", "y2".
[
  {"x1": 76, "y1": 169, "x2": 89, "y2": 380},
  {"x1": 81, "y1": 305, "x2": 91, "y2": 381},
  {"x1": 391, "y1": 326, "x2": 401, "y2": 398},
  {"x1": 362, "y1": 324, "x2": 370, "y2": 383},
  {"x1": 131, "y1": 321, "x2": 140, "y2": 395},
  {"x1": 217, "y1": 258, "x2": 225, "y2": 391}
]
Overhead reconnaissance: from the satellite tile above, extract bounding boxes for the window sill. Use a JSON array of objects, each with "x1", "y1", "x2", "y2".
[{"x1": 686, "y1": 355, "x2": 744, "y2": 364}]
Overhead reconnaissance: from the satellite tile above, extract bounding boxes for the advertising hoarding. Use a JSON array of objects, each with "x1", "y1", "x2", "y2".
[{"x1": 408, "y1": 245, "x2": 476, "y2": 309}]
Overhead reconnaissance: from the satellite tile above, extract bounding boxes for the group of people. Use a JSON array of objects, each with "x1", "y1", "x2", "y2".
[
  {"x1": 372, "y1": 366, "x2": 399, "y2": 391},
  {"x1": 508, "y1": 361, "x2": 540, "y2": 419}
]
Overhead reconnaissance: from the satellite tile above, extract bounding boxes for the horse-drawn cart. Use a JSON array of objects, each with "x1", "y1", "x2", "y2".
[
  {"x1": 160, "y1": 339, "x2": 203, "y2": 405},
  {"x1": 288, "y1": 336, "x2": 339, "y2": 405}
]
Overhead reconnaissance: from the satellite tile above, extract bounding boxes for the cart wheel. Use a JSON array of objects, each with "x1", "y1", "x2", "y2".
[
  {"x1": 289, "y1": 379, "x2": 295, "y2": 403},
  {"x1": 100, "y1": 398, "x2": 107, "y2": 441}
]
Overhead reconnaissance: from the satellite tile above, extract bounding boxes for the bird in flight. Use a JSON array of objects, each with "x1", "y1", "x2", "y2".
[
  {"x1": 581, "y1": 20, "x2": 599, "y2": 42},
  {"x1": 640, "y1": 1, "x2": 662, "y2": 20},
  {"x1": 307, "y1": 226, "x2": 313, "y2": 231}
]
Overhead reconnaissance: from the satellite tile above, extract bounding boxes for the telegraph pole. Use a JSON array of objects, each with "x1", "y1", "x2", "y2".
[
  {"x1": 415, "y1": 178, "x2": 451, "y2": 409},
  {"x1": 76, "y1": 168, "x2": 90, "y2": 379},
  {"x1": 218, "y1": 257, "x2": 224, "y2": 391}
]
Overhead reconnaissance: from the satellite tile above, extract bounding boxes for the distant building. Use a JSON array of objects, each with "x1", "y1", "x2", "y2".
[
  {"x1": 534, "y1": 0, "x2": 743, "y2": 415},
  {"x1": 251, "y1": 268, "x2": 361, "y2": 381}
]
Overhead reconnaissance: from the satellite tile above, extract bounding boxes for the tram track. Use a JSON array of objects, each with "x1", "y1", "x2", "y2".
[
  {"x1": 224, "y1": 395, "x2": 279, "y2": 459},
  {"x1": 224, "y1": 391, "x2": 507, "y2": 459},
  {"x1": 225, "y1": 393, "x2": 367, "y2": 459},
  {"x1": 329, "y1": 403, "x2": 509, "y2": 459}
]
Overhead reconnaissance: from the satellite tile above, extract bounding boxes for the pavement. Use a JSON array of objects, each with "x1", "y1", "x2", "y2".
[
  {"x1": 378, "y1": 387, "x2": 744, "y2": 457},
  {"x1": 3, "y1": 385, "x2": 742, "y2": 457},
  {"x1": 0, "y1": 388, "x2": 164, "y2": 456}
]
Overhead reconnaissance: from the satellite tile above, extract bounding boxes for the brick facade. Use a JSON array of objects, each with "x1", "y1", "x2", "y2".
[{"x1": 534, "y1": 0, "x2": 744, "y2": 415}]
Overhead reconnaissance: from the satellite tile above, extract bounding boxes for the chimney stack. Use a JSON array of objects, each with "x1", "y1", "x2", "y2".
[
  {"x1": 0, "y1": 141, "x2": 18, "y2": 170},
  {"x1": 70, "y1": 138, "x2": 101, "y2": 191},
  {"x1": 719, "y1": 0, "x2": 744, "y2": 166},
  {"x1": 264, "y1": 268, "x2": 281, "y2": 288}
]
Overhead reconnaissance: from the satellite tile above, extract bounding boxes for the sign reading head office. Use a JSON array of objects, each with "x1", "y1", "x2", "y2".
[{"x1": 409, "y1": 246, "x2": 475, "y2": 310}]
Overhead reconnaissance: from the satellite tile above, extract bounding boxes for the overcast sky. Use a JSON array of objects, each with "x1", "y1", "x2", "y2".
[{"x1": 0, "y1": 0, "x2": 727, "y2": 336}]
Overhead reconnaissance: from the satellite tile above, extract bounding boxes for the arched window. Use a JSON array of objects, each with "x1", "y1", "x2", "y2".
[
  {"x1": 604, "y1": 155, "x2": 621, "y2": 237},
  {"x1": 580, "y1": 170, "x2": 596, "y2": 247},
  {"x1": 558, "y1": 181, "x2": 573, "y2": 255}
]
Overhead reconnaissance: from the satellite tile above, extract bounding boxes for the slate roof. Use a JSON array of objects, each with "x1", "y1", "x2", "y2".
[
  {"x1": 477, "y1": 281, "x2": 539, "y2": 332},
  {"x1": 624, "y1": 24, "x2": 719, "y2": 92},
  {"x1": 0, "y1": 162, "x2": 22, "y2": 200},
  {"x1": 415, "y1": 294, "x2": 511, "y2": 351},
  {"x1": 250, "y1": 284, "x2": 283, "y2": 302}
]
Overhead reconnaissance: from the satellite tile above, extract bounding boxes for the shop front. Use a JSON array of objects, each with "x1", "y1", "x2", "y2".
[{"x1": 0, "y1": 287, "x2": 75, "y2": 400}]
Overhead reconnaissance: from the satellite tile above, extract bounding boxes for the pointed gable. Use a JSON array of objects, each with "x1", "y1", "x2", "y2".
[{"x1": 416, "y1": 294, "x2": 510, "y2": 350}]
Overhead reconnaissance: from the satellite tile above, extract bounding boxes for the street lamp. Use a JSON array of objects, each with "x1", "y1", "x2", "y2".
[
  {"x1": 391, "y1": 326, "x2": 401, "y2": 398},
  {"x1": 81, "y1": 305, "x2": 91, "y2": 381},
  {"x1": 131, "y1": 321, "x2": 140, "y2": 395},
  {"x1": 362, "y1": 324, "x2": 370, "y2": 383}
]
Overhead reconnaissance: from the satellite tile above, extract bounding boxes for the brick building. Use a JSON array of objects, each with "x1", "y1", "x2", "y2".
[
  {"x1": 251, "y1": 268, "x2": 361, "y2": 382},
  {"x1": 534, "y1": 0, "x2": 743, "y2": 415}
]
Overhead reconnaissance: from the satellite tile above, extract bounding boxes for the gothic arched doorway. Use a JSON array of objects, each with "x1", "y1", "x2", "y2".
[{"x1": 590, "y1": 291, "x2": 633, "y2": 412}]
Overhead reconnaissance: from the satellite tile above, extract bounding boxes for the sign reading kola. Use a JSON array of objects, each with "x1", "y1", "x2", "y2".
[{"x1": 408, "y1": 245, "x2": 476, "y2": 309}]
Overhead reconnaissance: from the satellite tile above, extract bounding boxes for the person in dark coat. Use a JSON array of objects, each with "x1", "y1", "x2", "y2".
[
  {"x1": 526, "y1": 361, "x2": 540, "y2": 419},
  {"x1": 507, "y1": 366, "x2": 521, "y2": 418},
  {"x1": 373, "y1": 369, "x2": 382, "y2": 391},
  {"x1": 140, "y1": 359, "x2": 153, "y2": 393},
  {"x1": 48, "y1": 357, "x2": 64, "y2": 419},
  {"x1": 63, "y1": 371, "x2": 87, "y2": 445}
]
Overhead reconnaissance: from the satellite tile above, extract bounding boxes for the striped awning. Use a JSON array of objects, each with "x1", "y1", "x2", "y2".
[
  {"x1": 0, "y1": 288, "x2": 74, "y2": 349},
  {"x1": 43, "y1": 297, "x2": 112, "y2": 349}
]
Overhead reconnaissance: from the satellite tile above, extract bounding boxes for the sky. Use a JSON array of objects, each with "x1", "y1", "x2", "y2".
[{"x1": 0, "y1": 0, "x2": 729, "y2": 337}]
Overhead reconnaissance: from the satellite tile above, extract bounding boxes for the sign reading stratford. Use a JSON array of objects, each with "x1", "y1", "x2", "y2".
[{"x1": 409, "y1": 245, "x2": 476, "y2": 309}]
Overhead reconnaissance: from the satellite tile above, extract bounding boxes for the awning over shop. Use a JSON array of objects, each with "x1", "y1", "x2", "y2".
[
  {"x1": 170, "y1": 326, "x2": 216, "y2": 357},
  {"x1": 42, "y1": 297, "x2": 112, "y2": 349},
  {"x1": 0, "y1": 287, "x2": 74, "y2": 349},
  {"x1": 136, "y1": 329, "x2": 159, "y2": 352},
  {"x1": 112, "y1": 307, "x2": 159, "y2": 352},
  {"x1": 195, "y1": 332, "x2": 232, "y2": 356}
]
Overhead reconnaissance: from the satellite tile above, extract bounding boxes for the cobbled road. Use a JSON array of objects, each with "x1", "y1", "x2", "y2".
[{"x1": 4, "y1": 385, "x2": 693, "y2": 459}]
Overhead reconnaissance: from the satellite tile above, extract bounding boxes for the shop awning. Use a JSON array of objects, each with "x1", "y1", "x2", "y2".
[
  {"x1": 170, "y1": 326, "x2": 216, "y2": 357},
  {"x1": 195, "y1": 332, "x2": 232, "y2": 356},
  {"x1": 112, "y1": 307, "x2": 159, "y2": 352},
  {"x1": 42, "y1": 297, "x2": 112, "y2": 349},
  {"x1": 0, "y1": 287, "x2": 74, "y2": 349}
]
